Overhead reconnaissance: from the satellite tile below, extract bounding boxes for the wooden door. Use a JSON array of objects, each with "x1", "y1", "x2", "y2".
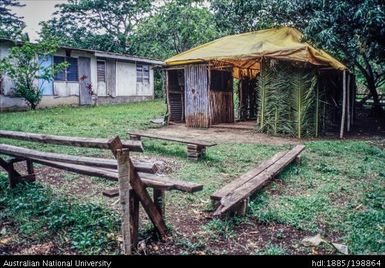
[{"x1": 78, "y1": 57, "x2": 92, "y2": 105}]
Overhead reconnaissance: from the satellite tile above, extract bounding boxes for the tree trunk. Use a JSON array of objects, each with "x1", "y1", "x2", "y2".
[
  {"x1": 367, "y1": 80, "x2": 383, "y2": 116},
  {"x1": 356, "y1": 59, "x2": 384, "y2": 117}
]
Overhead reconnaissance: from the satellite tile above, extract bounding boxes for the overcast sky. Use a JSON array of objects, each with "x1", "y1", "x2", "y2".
[{"x1": 12, "y1": 0, "x2": 67, "y2": 41}]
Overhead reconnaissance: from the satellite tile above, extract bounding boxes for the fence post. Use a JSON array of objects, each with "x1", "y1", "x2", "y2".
[{"x1": 116, "y1": 148, "x2": 132, "y2": 255}]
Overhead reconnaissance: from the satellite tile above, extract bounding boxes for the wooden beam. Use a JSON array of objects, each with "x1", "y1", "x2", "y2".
[
  {"x1": 340, "y1": 70, "x2": 347, "y2": 139},
  {"x1": 0, "y1": 130, "x2": 143, "y2": 152},
  {"x1": 347, "y1": 73, "x2": 351, "y2": 132},
  {"x1": 211, "y1": 151, "x2": 287, "y2": 201},
  {"x1": 127, "y1": 131, "x2": 216, "y2": 147},
  {"x1": 21, "y1": 158, "x2": 175, "y2": 190},
  {"x1": 213, "y1": 145, "x2": 305, "y2": 216},
  {"x1": 0, "y1": 144, "x2": 154, "y2": 172}
]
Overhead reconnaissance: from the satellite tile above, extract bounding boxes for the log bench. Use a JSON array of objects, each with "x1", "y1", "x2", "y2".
[
  {"x1": 127, "y1": 131, "x2": 217, "y2": 161},
  {"x1": 0, "y1": 130, "x2": 203, "y2": 254},
  {"x1": 211, "y1": 145, "x2": 305, "y2": 217}
]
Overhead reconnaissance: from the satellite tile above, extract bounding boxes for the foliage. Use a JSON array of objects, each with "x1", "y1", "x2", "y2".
[
  {"x1": 129, "y1": 0, "x2": 221, "y2": 60},
  {"x1": 0, "y1": 175, "x2": 120, "y2": 254},
  {"x1": 0, "y1": 0, "x2": 25, "y2": 39},
  {"x1": 257, "y1": 60, "x2": 320, "y2": 138},
  {"x1": 39, "y1": 0, "x2": 152, "y2": 53},
  {"x1": 211, "y1": 0, "x2": 385, "y2": 115},
  {"x1": 211, "y1": 0, "x2": 273, "y2": 35},
  {"x1": 274, "y1": 0, "x2": 385, "y2": 115},
  {"x1": 0, "y1": 38, "x2": 67, "y2": 109}
]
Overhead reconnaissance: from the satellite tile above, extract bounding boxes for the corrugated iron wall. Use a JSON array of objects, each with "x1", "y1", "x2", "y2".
[{"x1": 185, "y1": 64, "x2": 210, "y2": 128}]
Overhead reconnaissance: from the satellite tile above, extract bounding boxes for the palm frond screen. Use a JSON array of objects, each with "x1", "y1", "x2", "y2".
[{"x1": 257, "y1": 59, "x2": 331, "y2": 138}]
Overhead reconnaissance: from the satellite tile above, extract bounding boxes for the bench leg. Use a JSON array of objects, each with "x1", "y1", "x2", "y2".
[
  {"x1": 129, "y1": 134, "x2": 141, "y2": 141},
  {"x1": 234, "y1": 198, "x2": 249, "y2": 216},
  {"x1": 187, "y1": 144, "x2": 205, "y2": 161},
  {"x1": 153, "y1": 189, "x2": 165, "y2": 219},
  {"x1": 7, "y1": 162, "x2": 21, "y2": 189},
  {"x1": 295, "y1": 155, "x2": 302, "y2": 164},
  {"x1": 129, "y1": 189, "x2": 140, "y2": 250},
  {"x1": 26, "y1": 160, "x2": 36, "y2": 182}
]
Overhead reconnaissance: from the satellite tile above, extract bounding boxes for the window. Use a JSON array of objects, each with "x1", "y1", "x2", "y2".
[
  {"x1": 54, "y1": 56, "x2": 78, "y2": 82},
  {"x1": 143, "y1": 65, "x2": 150, "y2": 83},
  {"x1": 66, "y1": 57, "x2": 78, "y2": 81},
  {"x1": 137, "y1": 64, "x2": 150, "y2": 83},
  {"x1": 97, "y1": 61, "x2": 106, "y2": 82},
  {"x1": 54, "y1": 56, "x2": 65, "y2": 81}
]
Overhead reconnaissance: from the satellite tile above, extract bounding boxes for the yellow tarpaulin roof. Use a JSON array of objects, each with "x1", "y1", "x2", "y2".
[{"x1": 165, "y1": 27, "x2": 347, "y2": 75}]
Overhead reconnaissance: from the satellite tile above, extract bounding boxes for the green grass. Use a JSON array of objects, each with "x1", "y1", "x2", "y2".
[
  {"x1": 0, "y1": 173, "x2": 120, "y2": 254},
  {"x1": 1, "y1": 101, "x2": 384, "y2": 255},
  {"x1": 249, "y1": 141, "x2": 385, "y2": 254}
]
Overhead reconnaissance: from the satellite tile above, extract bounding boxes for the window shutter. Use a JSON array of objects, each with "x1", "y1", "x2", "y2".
[
  {"x1": 136, "y1": 64, "x2": 143, "y2": 83},
  {"x1": 143, "y1": 65, "x2": 150, "y2": 83},
  {"x1": 97, "y1": 61, "x2": 106, "y2": 82}
]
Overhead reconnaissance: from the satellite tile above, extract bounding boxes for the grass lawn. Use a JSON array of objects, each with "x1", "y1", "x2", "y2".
[{"x1": 0, "y1": 100, "x2": 384, "y2": 255}]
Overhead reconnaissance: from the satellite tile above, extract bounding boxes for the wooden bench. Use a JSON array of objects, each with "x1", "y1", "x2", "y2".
[
  {"x1": 211, "y1": 145, "x2": 305, "y2": 217},
  {"x1": 0, "y1": 130, "x2": 203, "y2": 254},
  {"x1": 127, "y1": 131, "x2": 217, "y2": 161}
]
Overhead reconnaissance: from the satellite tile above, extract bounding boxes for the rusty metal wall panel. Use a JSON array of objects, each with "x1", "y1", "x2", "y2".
[{"x1": 185, "y1": 64, "x2": 209, "y2": 128}]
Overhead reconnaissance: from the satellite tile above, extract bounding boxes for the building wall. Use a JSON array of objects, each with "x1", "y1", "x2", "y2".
[
  {"x1": 53, "y1": 49, "x2": 97, "y2": 97},
  {"x1": 116, "y1": 61, "x2": 137, "y2": 96},
  {"x1": 0, "y1": 42, "x2": 14, "y2": 96},
  {"x1": 0, "y1": 42, "x2": 156, "y2": 111}
]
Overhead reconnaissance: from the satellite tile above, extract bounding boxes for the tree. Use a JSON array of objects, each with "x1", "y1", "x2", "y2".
[
  {"x1": 0, "y1": 0, "x2": 25, "y2": 39},
  {"x1": 0, "y1": 38, "x2": 68, "y2": 109},
  {"x1": 130, "y1": 0, "x2": 221, "y2": 60},
  {"x1": 40, "y1": 0, "x2": 152, "y2": 53},
  {"x1": 211, "y1": 0, "x2": 385, "y2": 115},
  {"x1": 211, "y1": 0, "x2": 273, "y2": 35}
]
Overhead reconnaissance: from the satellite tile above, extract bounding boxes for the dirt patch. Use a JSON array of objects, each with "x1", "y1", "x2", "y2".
[{"x1": 141, "y1": 124, "x2": 298, "y2": 145}]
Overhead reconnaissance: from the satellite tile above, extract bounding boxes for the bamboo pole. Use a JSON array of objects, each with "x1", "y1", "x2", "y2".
[
  {"x1": 347, "y1": 73, "x2": 351, "y2": 132},
  {"x1": 340, "y1": 70, "x2": 347, "y2": 139}
]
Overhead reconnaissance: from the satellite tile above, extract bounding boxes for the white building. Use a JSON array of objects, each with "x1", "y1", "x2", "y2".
[{"x1": 0, "y1": 39, "x2": 164, "y2": 111}]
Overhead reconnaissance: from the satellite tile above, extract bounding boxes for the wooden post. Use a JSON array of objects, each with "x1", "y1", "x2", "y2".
[
  {"x1": 129, "y1": 134, "x2": 141, "y2": 141},
  {"x1": 352, "y1": 76, "x2": 356, "y2": 125},
  {"x1": 129, "y1": 189, "x2": 139, "y2": 249},
  {"x1": 109, "y1": 136, "x2": 167, "y2": 239},
  {"x1": 26, "y1": 160, "x2": 35, "y2": 182},
  {"x1": 153, "y1": 189, "x2": 165, "y2": 218},
  {"x1": 236, "y1": 198, "x2": 249, "y2": 216},
  {"x1": 116, "y1": 148, "x2": 132, "y2": 255},
  {"x1": 347, "y1": 73, "x2": 351, "y2": 132},
  {"x1": 340, "y1": 70, "x2": 347, "y2": 139}
]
